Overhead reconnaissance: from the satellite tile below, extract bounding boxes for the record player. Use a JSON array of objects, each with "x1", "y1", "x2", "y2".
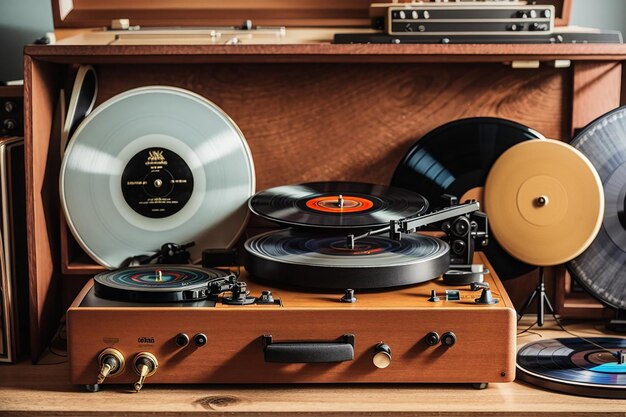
[
  {"x1": 64, "y1": 154, "x2": 516, "y2": 391},
  {"x1": 68, "y1": 254, "x2": 516, "y2": 392}
]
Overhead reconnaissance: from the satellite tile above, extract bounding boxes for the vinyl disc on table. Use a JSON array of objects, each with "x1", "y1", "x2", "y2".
[
  {"x1": 94, "y1": 265, "x2": 230, "y2": 302},
  {"x1": 391, "y1": 117, "x2": 543, "y2": 279},
  {"x1": 249, "y1": 182, "x2": 428, "y2": 231},
  {"x1": 60, "y1": 86, "x2": 255, "y2": 268},
  {"x1": 484, "y1": 139, "x2": 603, "y2": 266},
  {"x1": 244, "y1": 228, "x2": 449, "y2": 289},
  {"x1": 517, "y1": 338, "x2": 626, "y2": 399},
  {"x1": 568, "y1": 107, "x2": 626, "y2": 310}
]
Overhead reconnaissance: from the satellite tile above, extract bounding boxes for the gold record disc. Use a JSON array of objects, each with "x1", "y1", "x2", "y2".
[{"x1": 484, "y1": 139, "x2": 603, "y2": 266}]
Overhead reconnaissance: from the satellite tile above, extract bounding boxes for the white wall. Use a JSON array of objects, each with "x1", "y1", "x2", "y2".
[{"x1": 569, "y1": 0, "x2": 626, "y2": 33}]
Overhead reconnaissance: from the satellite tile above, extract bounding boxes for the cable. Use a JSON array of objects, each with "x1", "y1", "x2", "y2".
[
  {"x1": 551, "y1": 312, "x2": 617, "y2": 356},
  {"x1": 517, "y1": 320, "x2": 542, "y2": 337}
]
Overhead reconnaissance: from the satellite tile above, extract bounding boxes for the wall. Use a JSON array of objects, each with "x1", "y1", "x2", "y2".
[
  {"x1": 0, "y1": 0, "x2": 54, "y2": 82},
  {"x1": 570, "y1": 0, "x2": 626, "y2": 34}
]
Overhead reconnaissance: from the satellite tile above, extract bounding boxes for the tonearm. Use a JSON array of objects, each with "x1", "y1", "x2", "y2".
[{"x1": 347, "y1": 195, "x2": 489, "y2": 265}]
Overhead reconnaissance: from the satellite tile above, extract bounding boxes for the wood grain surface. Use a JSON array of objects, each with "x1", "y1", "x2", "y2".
[
  {"x1": 26, "y1": 42, "x2": 626, "y2": 64},
  {"x1": 571, "y1": 62, "x2": 623, "y2": 135},
  {"x1": 1, "y1": 319, "x2": 625, "y2": 416},
  {"x1": 92, "y1": 62, "x2": 569, "y2": 191},
  {"x1": 51, "y1": 0, "x2": 571, "y2": 28},
  {"x1": 66, "y1": 254, "x2": 516, "y2": 385}
]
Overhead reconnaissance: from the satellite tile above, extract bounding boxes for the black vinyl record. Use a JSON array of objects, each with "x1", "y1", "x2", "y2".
[
  {"x1": 391, "y1": 117, "x2": 544, "y2": 279},
  {"x1": 517, "y1": 338, "x2": 626, "y2": 399},
  {"x1": 93, "y1": 265, "x2": 230, "y2": 302},
  {"x1": 568, "y1": 107, "x2": 626, "y2": 310},
  {"x1": 249, "y1": 181, "x2": 428, "y2": 231},
  {"x1": 244, "y1": 228, "x2": 449, "y2": 289}
]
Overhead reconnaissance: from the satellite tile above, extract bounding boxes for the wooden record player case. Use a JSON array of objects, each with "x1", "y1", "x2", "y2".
[{"x1": 24, "y1": 0, "x2": 626, "y2": 360}]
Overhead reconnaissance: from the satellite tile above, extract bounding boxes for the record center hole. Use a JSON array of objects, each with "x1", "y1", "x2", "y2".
[
  {"x1": 154, "y1": 179, "x2": 163, "y2": 188},
  {"x1": 535, "y1": 195, "x2": 549, "y2": 207}
]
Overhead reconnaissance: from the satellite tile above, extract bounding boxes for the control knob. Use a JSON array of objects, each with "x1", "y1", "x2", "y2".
[
  {"x1": 373, "y1": 343, "x2": 392, "y2": 368},
  {"x1": 96, "y1": 348, "x2": 125, "y2": 384},
  {"x1": 133, "y1": 352, "x2": 158, "y2": 392}
]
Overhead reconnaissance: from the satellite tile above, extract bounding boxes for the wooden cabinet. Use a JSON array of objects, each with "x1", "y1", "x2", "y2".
[{"x1": 24, "y1": 31, "x2": 626, "y2": 359}]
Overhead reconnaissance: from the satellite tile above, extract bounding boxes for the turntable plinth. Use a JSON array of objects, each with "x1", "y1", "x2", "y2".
[{"x1": 67, "y1": 253, "x2": 516, "y2": 387}]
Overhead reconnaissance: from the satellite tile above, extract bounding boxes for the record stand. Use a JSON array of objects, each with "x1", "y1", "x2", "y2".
[
  {"x1": 484, "y1": 139, "x2": 604, "y2": 327},
  {"x1": 518, "y1": 266, "x2": 554, "y2": 327}
]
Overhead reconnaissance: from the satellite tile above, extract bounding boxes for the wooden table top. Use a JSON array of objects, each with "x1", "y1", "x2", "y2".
[{"x1": 1, "y1": 317, "x2": 625, "y2": 416}]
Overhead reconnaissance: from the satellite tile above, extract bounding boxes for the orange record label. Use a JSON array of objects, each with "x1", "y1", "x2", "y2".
[{"x1": 305, "y1": 195, "x2": 374, "y2": 213}]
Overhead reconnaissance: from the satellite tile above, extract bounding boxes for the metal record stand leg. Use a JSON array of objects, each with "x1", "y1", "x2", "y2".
[{"x1": 518, "y1": 267, "x2": 554, "y2": 327}]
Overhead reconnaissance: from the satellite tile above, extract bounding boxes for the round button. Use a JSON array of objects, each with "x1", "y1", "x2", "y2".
[
  {"x1": 425, "y1": 332, "x2": 440, "y2": 346},
  {"x1": 441, "y1": 332, "x2": 457, "y2": 348},
  {"x1": 193, "y1": 333, "x2": 207, "y2": 347},
  {"x1": 175, "y1": 333, "x2": 189, "y2": 347},
  {"x1": 373, "y1": 343, "x2": 392, "y2": 369}
]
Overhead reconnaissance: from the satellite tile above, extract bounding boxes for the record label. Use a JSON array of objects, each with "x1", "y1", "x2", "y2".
[
  {"x1": 121, "y1": 147, "x2": 194, "y2": 218},
  {"x1": 303, "y1": 195, "x2": 375, "y2": 213}
]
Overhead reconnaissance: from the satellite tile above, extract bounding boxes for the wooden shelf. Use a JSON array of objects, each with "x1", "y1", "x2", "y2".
[{"x1": 26, "y1": 42, "x2": 626, "y2": 64}]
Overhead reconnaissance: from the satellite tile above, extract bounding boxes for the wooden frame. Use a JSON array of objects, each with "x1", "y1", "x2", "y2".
[{"x1": 51, "y1": 0, "x2": 571, "y2": 28}]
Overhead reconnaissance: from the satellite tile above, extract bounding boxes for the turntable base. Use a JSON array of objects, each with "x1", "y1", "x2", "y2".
[{"x1": 67, "y1": 253, "x2": 515, "y2": 388}]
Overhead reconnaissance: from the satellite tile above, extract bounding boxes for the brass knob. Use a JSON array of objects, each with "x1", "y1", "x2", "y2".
[
  {"x1": 96, "y1": 348, "x2": 125, "y2": 384},
  {"x1": 132, "y1": 352, "x2": 158, "y2": 392},
  {"x1": 373, "y1": 343, "x2": 392, "y2": 369}
]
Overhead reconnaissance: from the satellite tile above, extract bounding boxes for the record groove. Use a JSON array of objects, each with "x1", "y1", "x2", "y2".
[
  {"x1": 249, "y1": 181, "x2": 428, "y2": 231},
  {"x1": 60, "y1": 86, "x2": 255, "y2": 268},
  {"x1": 517, "y1": 338, "x2": 626, "y2": 398},
  {"x1": 244, "y1": 229, "x2": 449, "y2": 289},
  {"x1": 94, "y1": 265, "x2": 230, "y2": 302},
  {"x1": 569, "y1": 106, "x2": 626, "y2": 310}
]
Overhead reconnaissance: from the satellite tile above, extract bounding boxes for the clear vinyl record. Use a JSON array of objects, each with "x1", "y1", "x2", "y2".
[{"x1": 60, "y1": 86, "x2": 255, "y2": 268}]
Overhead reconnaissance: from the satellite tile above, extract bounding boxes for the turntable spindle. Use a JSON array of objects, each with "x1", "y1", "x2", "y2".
[
  {"x1": 132, "y1": 352, "x2": 158, "y2": 392},
  {"x1": 338, "y1": 194, "x2": 344, "y2": 208},
  {"x1": 96, "y1": 348, "x2": 125, "y2": 385}
]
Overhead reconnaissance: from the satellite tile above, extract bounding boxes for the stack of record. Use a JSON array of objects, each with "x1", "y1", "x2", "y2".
[{"x1": 245, "y1": 181, "x2": 450, "y2": 289}]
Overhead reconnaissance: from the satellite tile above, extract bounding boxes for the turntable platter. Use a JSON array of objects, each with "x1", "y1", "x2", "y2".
[
  {"x1": 244, "y1": 228, "x2": 450, "y2": 289},
  {"x1": 93, "y1": 265, "x2": 230, "y2": 302}
]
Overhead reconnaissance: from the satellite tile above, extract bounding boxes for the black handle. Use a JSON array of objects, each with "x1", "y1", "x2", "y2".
[{"x1": 262, "y1": 334, "x2": 354, "y2": 363}]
